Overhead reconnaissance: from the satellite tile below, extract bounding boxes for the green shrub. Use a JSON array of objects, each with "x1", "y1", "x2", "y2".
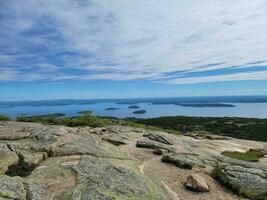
[
  {"x1": 222, "y1": 149, "x2": 265, "y2": 162},
  {"x1": 136, "y1": 116, "x2": 267, "y2": 141},
  {"x1": 0, "y1": 115, "x2": 11, "y2": 121},
  {"x1": 16, "y1": 113, "x2": 106, "y2": 127}
]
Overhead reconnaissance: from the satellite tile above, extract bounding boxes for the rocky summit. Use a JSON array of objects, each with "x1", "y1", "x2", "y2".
[{"x1": 0, "y1": 121, "x2": 266, "y2": 200}]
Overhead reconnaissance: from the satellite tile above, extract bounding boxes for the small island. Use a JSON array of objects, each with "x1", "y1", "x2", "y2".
[
  {"x1": 77, "y1": 110, "x2": 92, "y2": 114},
  {"x1": 133, "y1": 109, "x2": 146, "y2": 114},
  {"x1": 105, "y1": 107, "x2": 119, "y2": 111},
  {"x1": 177, "y1": 103, "x2": 236, "y2": 108},
  {"x1": 128, "y1": 105, "x2": 140, "y2": 109}
]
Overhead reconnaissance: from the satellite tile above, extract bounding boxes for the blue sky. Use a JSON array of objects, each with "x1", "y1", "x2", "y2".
[{"x1": 1, "y1": 0, "x2": 267, "y2": 100}]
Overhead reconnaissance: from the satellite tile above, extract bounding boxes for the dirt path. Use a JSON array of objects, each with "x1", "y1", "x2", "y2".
[
  {"x1": 115, "y1": 127, "x2": 249, "y2": 200},
  {"x1": 161, "y1": 181, "x2": 180, "y2": 200}
]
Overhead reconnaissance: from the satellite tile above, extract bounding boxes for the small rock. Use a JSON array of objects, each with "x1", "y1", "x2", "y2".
[
  {"x1": 153, "y1": 149, "x2": 167, "y2": 155},
  {"x1": 186, "y1": 174, "x2": 209, "y2": 192},
  {"x1": 153, "y1": 149, "x2": 163, "y2": 155}
]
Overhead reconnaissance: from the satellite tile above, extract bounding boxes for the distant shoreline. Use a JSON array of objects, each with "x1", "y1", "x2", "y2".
[
  {"x1": 177, "y1": 103, "x2": 236, "y2": 108},
  {"x1": 1, "y1": 95, "x2": 267, "y2": 107}
]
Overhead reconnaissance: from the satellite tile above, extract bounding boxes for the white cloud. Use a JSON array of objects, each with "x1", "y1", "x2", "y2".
[
  {"x1": 0, "y1": 0, "x2": 267, "y2": 83},
  {"x1": 168, "y1": 71, "x2": 267, "y2": 84}
]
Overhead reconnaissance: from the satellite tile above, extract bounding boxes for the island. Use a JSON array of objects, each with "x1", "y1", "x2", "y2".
[
  {"x1": 177, "y1": 103, "x2": 236, "y2": 108},
  {"x1": 128, "y1": 105, "x2": 140, "y2": 109},
  {"x1": 77, "y1": 110, "x2": 92, "y2": 114},
  {"x1": 30, "y1": 113, "x2": 66, "y2": 118},
  {"x1": 133, "y1": 109, "x2": 146, "y2": 114},
  {"x1": 105, "y1": 107, "x2": 120, "y2": 111}
]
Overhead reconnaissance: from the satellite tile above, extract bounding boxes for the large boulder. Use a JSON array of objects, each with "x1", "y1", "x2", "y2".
[
  {"x1": 213, "y1": 160, "x2": 267, "y2": 200},
  {"x1": 186, "y1": 174, "x2": 209, "y2": 192},
  {"x1": 51, "y1": 134, "x2": 99, "y2": 156}
]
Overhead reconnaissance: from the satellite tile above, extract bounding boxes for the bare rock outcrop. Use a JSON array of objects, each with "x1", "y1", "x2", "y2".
[
  {"x1": 213, "y1": 159, "x2": 267, "y2": 200},
  {"x1": 161, "y1": 153, "x2": 206, "y2": 169},
  {"x1": 0, "y1": 121, "x2": 266, "y2": 200},
  {"x1": 143, "y1": 132, "x2": 174, "y2": 145},
  {"x1": 136, "y1": 140, "x2": 174, "y2": 152}
]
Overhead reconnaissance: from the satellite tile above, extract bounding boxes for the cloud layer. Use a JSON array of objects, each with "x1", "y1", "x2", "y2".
[{"x1": 1, "y1": 0, "x2": 267, "y2": 84}]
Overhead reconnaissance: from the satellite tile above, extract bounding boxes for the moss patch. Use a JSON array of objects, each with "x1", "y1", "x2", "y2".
[{"x1": 222, "y1": 149, "x2": 265, "y2": 162}]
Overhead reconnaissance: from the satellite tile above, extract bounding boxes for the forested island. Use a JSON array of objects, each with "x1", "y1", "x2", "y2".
[
  {"x1": 133, "y1": 110, "x2": 146, "y2": 114},
  {"x1": 105, "y1": 107, "x2": 120, "y2": 110},
  {"x1": 128, "y1": 105, "x2": 140, "y2": 109},
  {"x1": 177, "y1": 103, "x2": 236, "y2": 107}
]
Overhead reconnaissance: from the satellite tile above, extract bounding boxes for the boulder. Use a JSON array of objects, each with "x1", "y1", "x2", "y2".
[
  {"x1": 161, "y1": 153, "x2": 205, "y2": 169},
  {"x1": 186, "y1": 174, "x2": 209, "y2": 192},
  {"x1": 51, "y1": 133, "x2": 99, "y2": 156},
  {"x1": 213, "y1": 160, "x2": 267, "y2": 200},
  {"x1": 103, "y1": 135, "x2": 126, "y2": 146},
  {"x1": 144, "y1": 132, "x2": 174, "y2": 145}
]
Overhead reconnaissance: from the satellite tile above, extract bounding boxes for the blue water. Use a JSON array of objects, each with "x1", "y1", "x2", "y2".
[{"x1": 1, "y1": 102, "x2": 267, "y2": 119}]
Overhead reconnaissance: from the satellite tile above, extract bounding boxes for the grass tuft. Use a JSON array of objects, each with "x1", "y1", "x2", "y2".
[{"x1": 222, "y1": 149, "x2": 265, "y2": 162}]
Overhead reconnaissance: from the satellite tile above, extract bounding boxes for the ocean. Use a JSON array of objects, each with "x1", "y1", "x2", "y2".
[{"x1": 1, "y1": 96, "x2": 267, "y2": 119}]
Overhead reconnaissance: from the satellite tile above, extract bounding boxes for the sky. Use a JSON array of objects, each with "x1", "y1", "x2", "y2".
[{"x1": 1, "y1": 0, "x2": 267, "y2": 100}]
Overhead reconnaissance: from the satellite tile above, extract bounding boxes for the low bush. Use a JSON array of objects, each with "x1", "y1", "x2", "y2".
[
  {"x1": 16, "y1": 113, "x2": 107, "y2": 127},
  {"x1": 222, "y1": 149, "x2": 265, "y2": 162},
  {"x1": 0, "y1": 115, "x2": 11, "y2": 121}
]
